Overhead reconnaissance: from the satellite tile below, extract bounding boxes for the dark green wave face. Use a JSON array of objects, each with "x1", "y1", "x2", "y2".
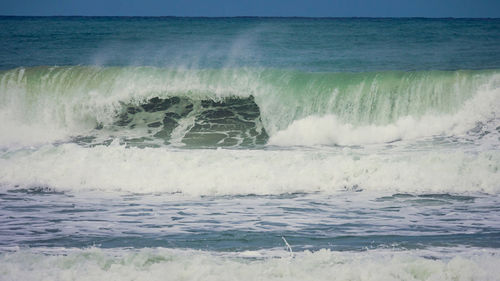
[{"x1": 86, "y1": 96, "x2": 269, "y2": 148}]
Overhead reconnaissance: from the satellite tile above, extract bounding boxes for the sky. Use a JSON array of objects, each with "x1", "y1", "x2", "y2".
[{"x1": 0, "y1": 0, "x2": 499, "y2": 18}]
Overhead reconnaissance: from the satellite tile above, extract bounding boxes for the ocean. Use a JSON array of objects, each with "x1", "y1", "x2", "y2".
[{"x1": 0, "y1": 16, "x2": 499, "y2": 280}]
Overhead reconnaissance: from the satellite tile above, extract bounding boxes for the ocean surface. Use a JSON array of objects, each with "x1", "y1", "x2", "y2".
[{"x1": 0, "y1": 17, "x2": 500, "y2": 280}]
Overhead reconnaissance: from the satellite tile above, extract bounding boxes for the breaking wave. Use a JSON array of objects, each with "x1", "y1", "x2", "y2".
[{"x1": 0, "y1": 66, "x2": 498, "y2": 147}]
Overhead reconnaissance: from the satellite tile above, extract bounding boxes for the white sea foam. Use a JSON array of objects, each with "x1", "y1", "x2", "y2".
[
  {"x1": 1, "y1": 247, "x2": 499, "y2": 281},
  {"x1": 1, "y1": 143, "x2": 498, "y2": 195}
]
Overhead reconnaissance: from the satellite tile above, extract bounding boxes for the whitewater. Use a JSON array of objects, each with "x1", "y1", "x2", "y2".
[{"x1": 0, "y1": 17, "x2": 499, "y2": 281}]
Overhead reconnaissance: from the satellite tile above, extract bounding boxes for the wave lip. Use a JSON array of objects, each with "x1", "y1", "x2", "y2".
[{"x1": 269, "y1": 71, "x2": 500, "y2": 146}]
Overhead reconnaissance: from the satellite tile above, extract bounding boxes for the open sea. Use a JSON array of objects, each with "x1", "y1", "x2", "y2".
[{"x1": 0, "y1": 17, "x2": 500, "y2": 280}]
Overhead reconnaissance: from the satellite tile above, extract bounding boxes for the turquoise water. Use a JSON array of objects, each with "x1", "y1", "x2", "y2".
[{"x1": 0, "y1": 17, "x2": 500, "y2": 280}]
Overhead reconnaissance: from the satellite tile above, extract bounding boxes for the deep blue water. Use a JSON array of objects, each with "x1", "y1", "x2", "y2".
[{"x1": 1, "y1": 17, "x2": 499, "y2": 71}]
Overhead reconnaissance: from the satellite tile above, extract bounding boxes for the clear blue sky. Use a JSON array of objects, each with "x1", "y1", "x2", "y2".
[{"x1": 0, "y1": 0, "x2": 499, "y2": 17}]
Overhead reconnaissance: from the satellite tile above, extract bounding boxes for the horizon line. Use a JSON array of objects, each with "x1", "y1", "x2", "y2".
[{"x1": 0, "y1": 15, "x2": 499, "y2": 19}]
